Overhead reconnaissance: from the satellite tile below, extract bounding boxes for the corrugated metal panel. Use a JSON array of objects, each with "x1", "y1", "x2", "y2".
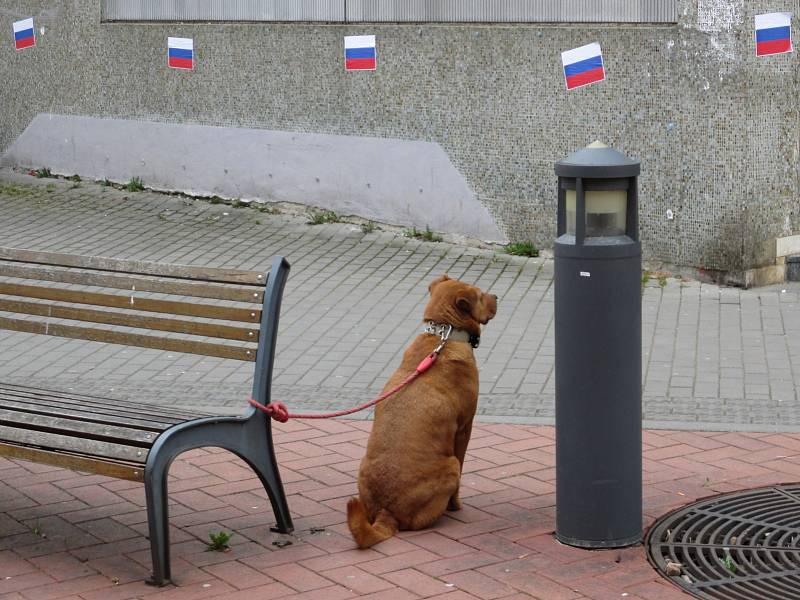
[
  {"x1": 345, "y1": 0, "x2": 678, "y2": 23},
  {"x1": 102, "y1": 0, "x2": 677, "y2": 22},
  {"x1": 102, "y1": 0, "x2": 345, "y2": 21}
]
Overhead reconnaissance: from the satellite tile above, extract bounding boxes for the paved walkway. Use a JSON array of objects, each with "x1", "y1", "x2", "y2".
[
  {"x1": 1, "y1": 170, "x2": 800, "y2": 600},
  {"x1": 3, "y1": 419, "x2": 800, "y2": 600},
  {"x1": 0, "y1": 170, "x2": 798, "y2": 431}
]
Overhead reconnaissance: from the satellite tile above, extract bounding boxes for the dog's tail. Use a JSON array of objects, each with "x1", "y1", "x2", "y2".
[{"x1": 347, "y1": 498, "x2": 398, "y2": 549}]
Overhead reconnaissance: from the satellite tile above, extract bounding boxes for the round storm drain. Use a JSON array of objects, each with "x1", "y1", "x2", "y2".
[{"x1": 646, "y1": 484, "x2": 800, "y2": 599}]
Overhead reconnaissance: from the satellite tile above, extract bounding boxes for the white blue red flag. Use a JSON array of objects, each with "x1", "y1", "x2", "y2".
[
  {"x1": 13, "y1": 18, "x2": 35, "y2": 51},
  {"x1": 168, "y1": 37, "x2": 193, "y2": 69},
  {"x1": 344, "y1": 35, "x2": 376, "y2": 71},
  {"x1": 755, "y1": 13, "x2": 792, "y2": 56},
  {"x1": 561, "y1": 43, "x2": 605, "y2": 90}
]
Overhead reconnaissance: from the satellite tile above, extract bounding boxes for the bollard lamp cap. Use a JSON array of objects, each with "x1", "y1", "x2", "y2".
[{"x1": 555, "y1": 141, "x2": 640, "y2": 178}]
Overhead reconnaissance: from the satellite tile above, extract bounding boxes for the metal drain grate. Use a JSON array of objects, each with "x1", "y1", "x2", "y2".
[{"x1": 646, "y1": 485, "x2": 800, "y2": 599}]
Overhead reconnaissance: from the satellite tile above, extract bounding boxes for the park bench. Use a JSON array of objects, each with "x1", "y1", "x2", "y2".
[{"x1": 0, "y1": 247, "x2": 293, "y2": 585}]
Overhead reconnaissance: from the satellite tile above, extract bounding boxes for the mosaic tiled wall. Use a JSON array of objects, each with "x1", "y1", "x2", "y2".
[{"x1": 1, "y1": 0, "x2": 797, "y2": 274}]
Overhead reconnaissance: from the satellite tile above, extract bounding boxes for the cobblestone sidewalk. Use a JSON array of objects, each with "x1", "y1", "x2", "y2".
[{"x1": 0, "y1": 170, "x2": 798, "y2": 431}]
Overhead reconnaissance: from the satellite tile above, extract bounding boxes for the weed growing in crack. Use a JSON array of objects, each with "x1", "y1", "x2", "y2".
[
  {"x1": 307, "y1": 209, "x2": 340, "y2": 225},
  {"x1": 504, "y1": 242, "x2": 539, "y2": 257},
  {"x1": 206, "y1": 531, "x2": 232, "y2": 552},
  {"x1": 125, "y1": 177, "x2": 145, "y2": 192}
]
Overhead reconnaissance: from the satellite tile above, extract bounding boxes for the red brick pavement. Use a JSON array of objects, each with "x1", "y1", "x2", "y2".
[{"x1": 2, "y1": 421, "x2": 799, "y2": 599}]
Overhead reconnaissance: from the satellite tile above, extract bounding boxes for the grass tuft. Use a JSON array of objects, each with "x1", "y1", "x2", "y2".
[
  {"x1": 504, "y1": 242, "x2": 539, "y2": 257},
  {"x1": 307, "y1": 209, "x2": 340, "y2": 225},
  {"x1": 403, "y1": 226, "x2": 442, "y2": 243},
  {"x1": 32, "y1": 520, "x2": 46, "y2": 538},
  {"x1": 251, "y1": 202, "x2": 277, "y2": 214},
  {"x1": 721, "y1": 554, "x2": 737, "y2": 574},
  {"x1": 125, "y1": 177, "x2": 145, "y2": 192}
]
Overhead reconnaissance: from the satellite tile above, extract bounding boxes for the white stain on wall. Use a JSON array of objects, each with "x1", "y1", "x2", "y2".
[{"x1": 697, "y1": 0, "x2": 743, "y2": 33}]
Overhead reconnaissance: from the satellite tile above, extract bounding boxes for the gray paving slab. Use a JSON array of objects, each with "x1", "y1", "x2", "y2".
[{"x1": 0, "y1": 170, "x2": 799, "y2": 432}]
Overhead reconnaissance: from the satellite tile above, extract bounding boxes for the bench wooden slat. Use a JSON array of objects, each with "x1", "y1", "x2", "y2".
[
  {"x1": 0, "y1": 397, "x2": 182, "y2": 431},
  {"x1": 0, "y1": 262, "x2": 265, "y2": 303},
  {"x1": 0, "y1": 426, "x2": 149, "y2": 463},
  {"x1": 0, "y1": 442, "x2": 144, "y2": 481},
  {"x1": 0, "y1": 282, "x2": 261, "y2": 323},
  {"x1": 0, "y1": 391, "x2": 191, "y2": 427},
  {"x1": 0, "y1": 383, "x2": 206, "y2": 421},
  {"x1": 0, "y1": 316, "x2": 256, "y2": 361},
  {"x1": 0, "y1": 298, "x2": 260, "y2": 342},
  {"x1": 0, "y1": 247, "x2": 266, "y2": 285},
  {"x1": 0, "y1": 408, "x2": 157, "y2": 445}
]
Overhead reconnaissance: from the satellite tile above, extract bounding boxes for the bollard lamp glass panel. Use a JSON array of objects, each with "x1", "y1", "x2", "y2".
[{"x1": 565, "y1": 188, "x2": 627, "y2": 237}]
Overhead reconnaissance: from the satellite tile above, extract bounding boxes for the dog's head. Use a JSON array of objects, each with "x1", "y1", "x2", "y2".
[{"x1": 423, "y1": 275, "x2": 497, "y2": 336}]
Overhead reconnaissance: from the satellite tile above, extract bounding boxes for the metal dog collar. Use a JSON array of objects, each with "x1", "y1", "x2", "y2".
[{"x1": 422, "y1": 321, "x2": 480, "y2": 349}]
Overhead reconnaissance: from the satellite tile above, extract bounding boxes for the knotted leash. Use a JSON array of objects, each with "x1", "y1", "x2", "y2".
[{"x1": 249, "y1": 325, "x2": 453, "y2": 423}]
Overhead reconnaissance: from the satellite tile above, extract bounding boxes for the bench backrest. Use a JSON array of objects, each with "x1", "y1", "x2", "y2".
[{"x1": 0, "y1": 248, "x2": 290, "y2": 404}]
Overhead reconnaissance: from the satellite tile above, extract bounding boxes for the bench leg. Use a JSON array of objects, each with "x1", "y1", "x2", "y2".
[
  {"x1": 242, "y1": 433, "x2": 294, "y2": 534},
  {"x1": 144, "y1": 459, "x2": 171, "y2": 586},
  {"x1": 142, "y1": 416, "x2": 293, "y2": 584}
]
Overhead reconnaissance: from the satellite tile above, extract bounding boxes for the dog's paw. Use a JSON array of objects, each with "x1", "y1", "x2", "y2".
[{"x1": 447, "y1": 497, "x2": 462, "y2": 511}]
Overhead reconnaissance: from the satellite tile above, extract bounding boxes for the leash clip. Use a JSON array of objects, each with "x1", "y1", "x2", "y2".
[{"x1": 433, "y1": 324, "x2": 452, "y2": 354}]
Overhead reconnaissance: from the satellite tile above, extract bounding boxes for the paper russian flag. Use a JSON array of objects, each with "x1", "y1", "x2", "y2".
[
  {"x1": 755, "y1": 13, "x2": 792, "y2": 56},
  {"x1": 13, "y1": 18, "x2": 35, "y2": 51},
  {"x1": 168, "y1": 37, "x2": 193, "y2": 70},
  {"x1": 344, "y1": 35, "x2": 376, "y2": 71},
  {"x1": 562, "y1": 43, "x2": 605, "y2": 90}
]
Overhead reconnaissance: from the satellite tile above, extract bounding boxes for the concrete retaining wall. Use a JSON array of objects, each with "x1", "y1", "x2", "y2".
[{"x1": 2, "y1": 114, "x2": 504, "y2": 241}]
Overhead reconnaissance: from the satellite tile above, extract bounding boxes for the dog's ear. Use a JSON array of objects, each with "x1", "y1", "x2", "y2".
[
  {"x1": 428, "y1": 274, "x2": 450, "y2": 293},
  {"x1": 455, "y1": 289, "x2": 478, "y2": 314}
]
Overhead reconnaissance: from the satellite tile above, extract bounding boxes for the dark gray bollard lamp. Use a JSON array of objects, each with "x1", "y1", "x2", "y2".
[{"x1": 553, "y1": 141, "x2": 642, "y2": 548}]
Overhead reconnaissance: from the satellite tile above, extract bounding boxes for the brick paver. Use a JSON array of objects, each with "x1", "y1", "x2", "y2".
[{"x1": 2, "y1": 420, "x2": 799, "y2": 599}]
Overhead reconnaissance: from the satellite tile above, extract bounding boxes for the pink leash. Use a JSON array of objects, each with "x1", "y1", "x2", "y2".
[{"x1": 249, "y1": 349, "x2": 441, "y2": 423}]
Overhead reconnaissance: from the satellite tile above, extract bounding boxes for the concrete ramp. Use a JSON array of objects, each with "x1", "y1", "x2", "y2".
[{"x1": 2, "y1": 114, "x2": 505, "y2": 242}]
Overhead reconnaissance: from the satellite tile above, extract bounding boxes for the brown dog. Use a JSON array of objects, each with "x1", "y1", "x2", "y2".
[{"x1": 347, "y1": 275, "x2": 497, "y2": 548}]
